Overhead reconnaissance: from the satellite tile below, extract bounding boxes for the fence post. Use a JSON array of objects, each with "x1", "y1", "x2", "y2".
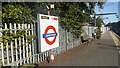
[
  {"x1": 72, "y1": 35, "x2": 76, "y2": 48},
  {"x1": 0, "y1": 23, "x2": 4, "y2": 66},
  {"x1": 23, "y1": 24, "x2": 28, "y2": 64},
  {"x1": 5, "y1": 23, "x2": 10, "y2": 65},
  {"x1": 58, "y1": 26, "x2": 61, "y2": 54},
  {"x1": 33, "y1": 22, "x2": 37, "y2": 63},
  {"x1": 10, "y1": 23, "x2": 14, "y2": 66},
  {"x1": 65, "y1": 29, "x2": 67, "y2": 51},
  {"x1": 14, "y1": 23, "x2": 18, "y2": 65},
  {"x1": 18, "y1": 24, "x2": 22, "y2": 65},
  {"x1": 21, "y1": 24, "x2": 25, "y2": 64},
  {"x1": 28, "y1": 24, "x2": 32, "y2": 63}
]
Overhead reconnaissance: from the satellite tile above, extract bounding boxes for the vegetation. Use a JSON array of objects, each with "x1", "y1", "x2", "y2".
[
  {"x1": 1, "y1": 2, "x2": 105, "y2": 45},
  {"x1": 96, "y1": 27, "x2": 102, "y2": 39},
  {"x1": 1, "y1": 3, "x2": 35, "y2": 47},
  {"x1": 2, "y1": 3, "x2": 34, "y2": 23},
  {"x1": 96, "y1": 17, "x2": 104, "y2": 39},
  {"x1": 0, "y1": 11, "x2": 1, "y2": 23},
  {"x1": 54, "y1": 2, "x2": 105, "y2": 37},
  {"x1": 96, "y1": 17, "x2": 104, "y2": 27}
]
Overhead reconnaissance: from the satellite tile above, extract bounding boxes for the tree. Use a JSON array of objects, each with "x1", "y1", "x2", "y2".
[
  {"x1": 96, "y1": 17, "x2": 104, "y2": 27},
  {"x1": 1, "y1": 3, "x2": 35, "y2": 45},
  {"x1": 0, "y1": 11, "x2": 1, "y2": 23},
  {"x1": 2, "y1": 2, "x2": 35, "y2": 24},
  {"x1": 54, "y1": 2, "x2": 105, "y2": 37},
  {"x1": 2, "y1": 2, "x2": 105, "y2": 38},
  {"x1": 96, "y1": 27, "x2": 102, "y2": 39},
  {"x1": 95, "y1": 17, "x2": 104, "y2": 39}
]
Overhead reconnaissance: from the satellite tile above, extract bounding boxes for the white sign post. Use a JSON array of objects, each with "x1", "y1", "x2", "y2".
[{"x1": 37, "y1": 14, "x2": 59, "y2": 52}]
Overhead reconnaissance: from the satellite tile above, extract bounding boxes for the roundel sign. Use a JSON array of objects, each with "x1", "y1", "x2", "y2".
[
  {"x1": 38, "y1": 14, "x2": 59, "y2": 52},
  {"x1": 43, "y1": 25, "x2": 58, "y2": 45}
]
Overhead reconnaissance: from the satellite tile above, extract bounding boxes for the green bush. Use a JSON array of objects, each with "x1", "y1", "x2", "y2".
[{"x1": 96, "y1": 28, "x2": 102, "y2": 39}]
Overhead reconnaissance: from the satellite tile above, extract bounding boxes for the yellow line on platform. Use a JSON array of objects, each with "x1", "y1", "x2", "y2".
[{"x1": 109, "y1": 31, "x2": 120, "y2": 54}]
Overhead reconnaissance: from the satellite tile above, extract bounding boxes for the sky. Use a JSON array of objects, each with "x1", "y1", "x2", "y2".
[{"x1": 95, "y1": 1, "x2": 118, "y2": 24}]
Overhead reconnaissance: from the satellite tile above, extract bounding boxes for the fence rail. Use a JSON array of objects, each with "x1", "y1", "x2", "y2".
[{"x1": 0, "y1": 22, "x2": 90, "y2": 66}]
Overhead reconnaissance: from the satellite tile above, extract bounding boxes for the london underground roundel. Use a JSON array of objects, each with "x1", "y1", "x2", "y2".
[
  {"x1": 43, "y1": 25, "x2": 58, "y2": 45},
  {"x1": 38, "y1": 14, "x2": 59, "y2": 52}
]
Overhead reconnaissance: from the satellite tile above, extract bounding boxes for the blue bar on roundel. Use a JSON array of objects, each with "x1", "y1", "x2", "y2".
[{"x1": 43, "y1": 33, "x2": 58, "y2": 38}]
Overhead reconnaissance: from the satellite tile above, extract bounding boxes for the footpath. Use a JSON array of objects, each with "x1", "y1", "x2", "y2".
[{"x1": 38, "y1": 31, "x2": 119, "y2": 67}]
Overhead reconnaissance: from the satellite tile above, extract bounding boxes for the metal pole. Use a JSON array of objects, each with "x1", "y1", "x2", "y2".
[
  {"x1": 95, "y1": 14, "x2": 96, "y2": 27},
  {"x1": 48, "y1": 9, "x2": 50, "y2": 15},
  {"x1": 88, "y1": 24, "x2": 89, "y2": 37},
  {"x1": 94, "y1": 14, "x2": 96, "y2": 39},
  {"x1": 48, "y1": 7, "x2": 54, "y2": 63},
  {"x1": 65, "y1": 30, "x2": 67, "y2": 51}
]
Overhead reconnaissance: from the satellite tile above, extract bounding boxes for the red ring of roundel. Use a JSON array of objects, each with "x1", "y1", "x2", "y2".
[{"x1": 44, "y1": 25, "x2": 57, "y2": 45}]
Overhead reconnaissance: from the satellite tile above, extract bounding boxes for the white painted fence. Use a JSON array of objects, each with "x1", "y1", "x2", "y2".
[
  {"x1": 101, "y1": 25, "x2": 110, "y2": 34},
  {"x1": 82, "y1": 25, "x2": 109, "y2": 38},
  {"x1": 0, "y1": 23, "x2": 35, "y2": 66},
  {"x1": 0, "y1": 23, "x2": 109, "y2": 66},
  {"x1": 0, "y1": 23, "x2": 82, "y2": 66},
  {"x1": 82, "y1": 26, "x2": 96, "y2": 38}
]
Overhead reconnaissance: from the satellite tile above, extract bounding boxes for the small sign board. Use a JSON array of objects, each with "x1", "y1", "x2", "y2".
[{"x1": 37, "y1": 14, "x2": 59, "y2": 52}]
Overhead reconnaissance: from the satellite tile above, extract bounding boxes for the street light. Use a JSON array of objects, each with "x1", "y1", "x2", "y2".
[
  {"x1": 47, "y1": 4, "x2": 54, "y2": 15},
  {"x1": 46, "y1": 3, "x2": 55, "y2": 63},
  {"x1": 94, "y1": 13, "x2": 117, "y2": 39},
  {"x1": 50, "y1": 4, "x2": 54, "y2": 9},
  {"x1": 94, "y1": 13, "x2": 117, "y2": 27}
]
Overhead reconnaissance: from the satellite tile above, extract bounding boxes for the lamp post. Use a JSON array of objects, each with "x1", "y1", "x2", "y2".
[
  {"x1": 47, "y1": 4, "x2": 55, "y2": 63},
  {"x1": 94, "y1": 14, "x2": 97, "y2": 39},
  {"x1": 94, "y1": 13, "x2": 117, "y2": 39},
  {"x1": 47, "y1": 4, "x2": 54, "y2": 15},
  {"x1": 94, "y1": 13, "x2": 117, "y2": 27}
]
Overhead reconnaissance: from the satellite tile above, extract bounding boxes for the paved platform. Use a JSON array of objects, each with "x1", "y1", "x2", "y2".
[{"x1": 38, "y1": 31, "x2": 119, "y2": 66}]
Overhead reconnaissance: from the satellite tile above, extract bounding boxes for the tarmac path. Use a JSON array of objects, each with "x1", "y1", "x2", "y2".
[{"x1": 38, "y1": 31, "x2": 119, "y2": 66}]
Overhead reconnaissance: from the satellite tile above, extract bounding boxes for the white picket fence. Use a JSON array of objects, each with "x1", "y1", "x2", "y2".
[
  {"x1": 0, "y1": 23, "x2": 36, "y2": 66},
  {"x1": 0, "y1": 23, "x2": 82, "y2": 66}
]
